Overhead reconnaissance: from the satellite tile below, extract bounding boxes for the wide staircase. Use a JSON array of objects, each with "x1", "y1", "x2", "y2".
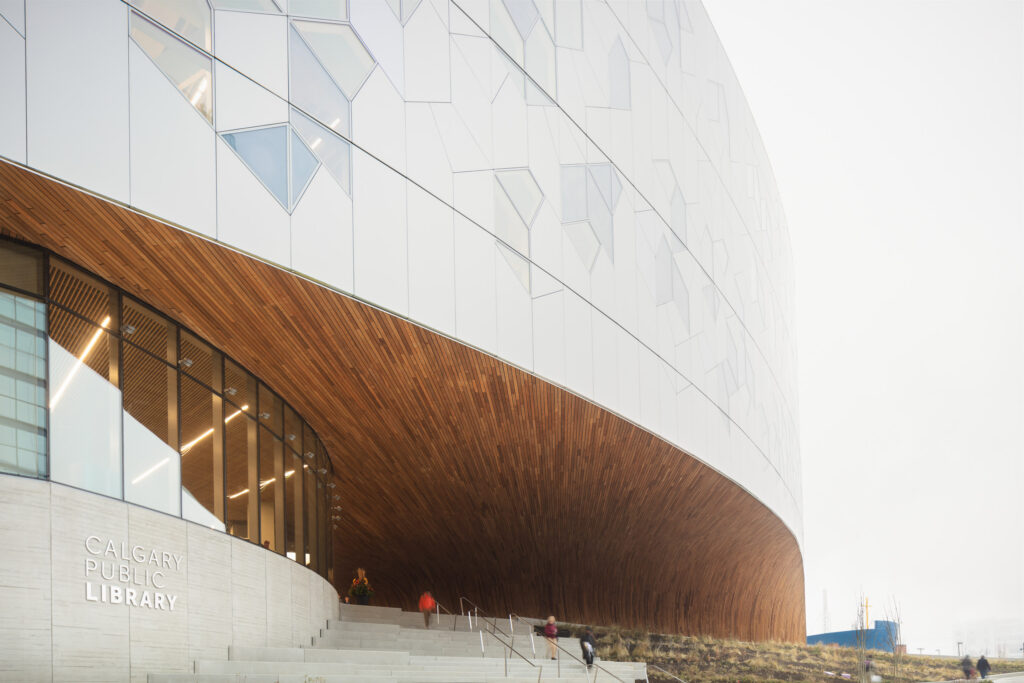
[{"x1": 148, "y1": 603, "x2": 648, "y2": 682}]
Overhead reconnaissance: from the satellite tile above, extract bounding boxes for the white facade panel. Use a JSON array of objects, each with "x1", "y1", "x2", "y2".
[
  {"x1": 290, "y1": 165, "x2": 354, "y2": 293},
  {"x1": 213, "y1": 10, "x2": 288, "y2": 99},
  {"x1": 129, "y1": 42, "x2": 216, "y2": 239},
  {"x1": 407, "y1": 182, "x2": 456, "y2": 337},
  {"x1": 0, "y1": 20, "x2": 26, "y2": 163},
  {"x1": 25, "y1": 0, "x2": 129, "y2": 202},
  {"x1": 214, "y1": 61, "x2": 288, "y2": 133},
  {"x1": 352, "y1": 150, "x2": 408, "y2": 317},
  {"x1": 453, "y1": 214, "x2": 497, "y2": 355}
]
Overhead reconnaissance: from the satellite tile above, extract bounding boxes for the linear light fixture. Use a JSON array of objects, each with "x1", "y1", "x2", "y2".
[
  {"x1": 181, "y1": 404, "x2": 249, "y2": 454},
  {"x1": 49, "y1": 315, "x2": 112, "y2": 409},
  {"x1": 255, "y1": 469, "x2": 296, "y2": 491},
  {"x1": 131, "y1": 456, "x2": 170, "y2": 485},
  {"x1": 227, "y1": 488, "x2": 249, "y2": 500}
]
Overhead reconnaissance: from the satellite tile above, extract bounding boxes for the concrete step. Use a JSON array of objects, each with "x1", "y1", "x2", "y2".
[
  {"x1": 148, "y1": 602, "x2": 647, "y2": 683},
  {"x1": 229, "y1": 646, "x2": 410, "y2": 664},
  {"x1": 196, "y1": 660, "x2": 575, "y2": 675},
  {"x1": 151, "y1": 676, "x2": 598, "y2": 683}
]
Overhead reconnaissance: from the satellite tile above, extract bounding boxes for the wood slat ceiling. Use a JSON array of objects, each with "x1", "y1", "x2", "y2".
[{"x1": 0, "y1": 159, "x2": 805, "y2": 641}]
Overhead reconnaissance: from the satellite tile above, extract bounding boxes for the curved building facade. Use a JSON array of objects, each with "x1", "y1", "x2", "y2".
[{"x1": 0, "y1": 0, "x2": 803, "y2": 674}]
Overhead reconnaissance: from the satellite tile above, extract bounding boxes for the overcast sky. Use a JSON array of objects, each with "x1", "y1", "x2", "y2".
[{"x1": 702, "y1": 0, "x2": 1024, "y2": 655}]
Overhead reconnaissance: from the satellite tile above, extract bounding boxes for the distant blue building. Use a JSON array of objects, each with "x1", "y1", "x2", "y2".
[{"x1": 807, "y1": 621, "x2": 901, "y2": 652}]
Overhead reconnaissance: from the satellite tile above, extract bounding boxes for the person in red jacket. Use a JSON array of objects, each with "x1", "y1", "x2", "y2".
[{"x1": 418, "y1": 591, "x2": 437, "y2": 628}]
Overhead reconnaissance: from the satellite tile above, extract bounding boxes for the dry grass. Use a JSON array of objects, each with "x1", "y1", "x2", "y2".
[{"x1": 572, "y1": 625, "x2": 1022, "y2": 683}]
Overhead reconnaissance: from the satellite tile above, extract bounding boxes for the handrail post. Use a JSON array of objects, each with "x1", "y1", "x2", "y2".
[
  {"x1": 557, "y1": 648, "x2": 560, "y2": 678},
  {"x1": 509, "y1": 614, "x2": 515, "y2": 650},
  {"x1": 479, "y1": 629, "x2": 485, "y2": 658},
  {"x1": 529, "y1": 629, "x2": 536, "y2": 657},
  {"x1": 504, "y1": 647, "x2": 508, "y2": 678}
]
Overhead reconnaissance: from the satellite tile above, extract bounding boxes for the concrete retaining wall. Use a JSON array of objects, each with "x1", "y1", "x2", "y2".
[{"x1": 0, "y1": 474, "x2": 339, "y2": 682}]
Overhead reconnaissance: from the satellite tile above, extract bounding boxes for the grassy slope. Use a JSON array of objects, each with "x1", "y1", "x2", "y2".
[{"x1": 581, "y1": 626, "x2": 1021, "y2": 683}]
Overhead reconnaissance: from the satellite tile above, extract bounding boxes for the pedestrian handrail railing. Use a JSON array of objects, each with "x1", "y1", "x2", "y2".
[
  {"x1": 459, "y1": 596, "x2": 492, "y2": 632},
  {"x1": 460, "y1": 597, "x2": 509, "y2": 637},
  {"x1": 646, "y1": 663, "x2": 685, "y2": 682},
  {"x1": 458, "y1": 597, "x2": 634, "y2": 681},
  {"x1": 480, "y1": 626, "x2": 545, "y2": 681},
  {"x1": 433, "y1": 599, "x2": 460, "y2": 631},
  {"x1": 512, "y1": 614, "x2": 627, "y2": 682}
]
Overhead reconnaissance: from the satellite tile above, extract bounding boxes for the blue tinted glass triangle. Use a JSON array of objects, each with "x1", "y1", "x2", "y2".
[
  {"x1": 222, "y1": 126, "x2": 288, "y2": 208},
  {"x1": 290, "y1": 129, "x2": 319, "y2": 208}
]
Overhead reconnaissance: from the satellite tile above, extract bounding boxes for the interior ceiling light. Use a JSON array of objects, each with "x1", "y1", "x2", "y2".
[
  {"x1": 225, "y1": 387, "x2": 237, "y2": 396},
  {"x1": 304, "y1": 451, "x2": 315, "y2": 459},
  {"x1": 130, "y1": 456, "x2": 170, "y2": 485},
  {"x1": 256, "y1": 469, "x2": 296, "y2": 490},
  {"x1": 180, "y1": 404, "x2": 249, "y2": 454},
  {"x1": 287, "y1": 433, "x2": 296, "y2": 441},
  {"x1": 227, "y1": 488, "x2": 249, "y2": 500},
  {"x1": 50, "y1": 316, "x2": 111, "y2": 409},
  {"x1": 259, "y1": 411, "x2": 271, "y2": 419},
  {"x1": 121, "y1": 324, "x2": 136, "y2": 335},
  {"x1": 180, "y1": 358, "x2": 193, "y2": 368}
]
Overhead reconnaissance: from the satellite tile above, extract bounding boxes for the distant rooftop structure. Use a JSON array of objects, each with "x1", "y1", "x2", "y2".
[{"x1": 808, "y1": 621, "x2": 901, "y2": 653}]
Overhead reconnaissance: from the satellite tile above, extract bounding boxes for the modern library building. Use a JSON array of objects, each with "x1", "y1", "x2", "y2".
[{"x1": 0, "y1": 0, "x2": 804, "y2": 680}]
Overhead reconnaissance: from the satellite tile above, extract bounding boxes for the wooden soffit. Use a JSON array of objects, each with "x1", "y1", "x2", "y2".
[{"x1": 0, "y1": 159, "x2": 805, "y2": 641}]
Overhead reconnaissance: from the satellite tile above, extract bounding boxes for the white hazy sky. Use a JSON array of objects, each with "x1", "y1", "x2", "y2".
[{"x1": 702, "y1": 0, "x2": 1024, "y2": 655}]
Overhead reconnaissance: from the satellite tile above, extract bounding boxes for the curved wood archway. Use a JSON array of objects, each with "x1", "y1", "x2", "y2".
[{"x1": 0, "y1": 159, "x2": 805, "y2": 641}]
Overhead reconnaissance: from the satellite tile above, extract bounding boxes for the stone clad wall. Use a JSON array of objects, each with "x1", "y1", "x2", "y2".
[{"x1": 0, "y1": 474, "x2": 339, "y2": 682}]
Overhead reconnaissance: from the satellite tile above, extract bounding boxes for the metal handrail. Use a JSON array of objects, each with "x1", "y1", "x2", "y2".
[
  {"x1": 481, "y1": 627, "x2": 545, "y2": 682},
  {"x1": 513, "y1": 615, "x2": 627, "y2": 683},
  {"x1": 647, "y1": 663, "x2": 685, "y2": 682},
  {"x1": 433, "y1": 599, "x2": 460, "y2": 631}
]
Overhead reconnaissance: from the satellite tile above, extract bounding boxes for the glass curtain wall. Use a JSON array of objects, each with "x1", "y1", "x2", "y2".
[{"x1": 0, "y1": 237, "x2": 337, "y2": 580}]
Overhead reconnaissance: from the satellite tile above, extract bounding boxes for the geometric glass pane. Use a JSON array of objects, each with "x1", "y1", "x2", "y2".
[
  {"x1": 130, "y1": 11, "x2": 213, "y2": 122},
  {"x1": 290, "y1": 129, "x2": 320, "y2": 209},
  {"x1": 0, "y1": 291, "x2": 47, "y2": 479},
  {"x1": 292, "y1": 19, "x2": 375, "y2": 99},
  {"x1": 496, "y1": 169, "x2": 543, "y2": 226},
  {"x1": 493, "y1": 183, "x2": 529, "y2": 254},
  {"x1": 129, "y1": 0, "x2": 211, "y2": 51},
  {"x1": 289, "y1": 26, "x2": 351, "y2": 136},
  {"x1": 501, "y1": 0, "x2": 539, "y2": 40},
  {"x1": 586, "y1": 174, "x2": 614, "y2": 257},
  {"x1": 222, "y1": 125, "x2": 289, "y2": 209},
  {"x1": 210, "y1": 0, "x2": 280, "y2": 11},
  {"x1": 289, "y1": 0, "x2": 348, "y2": 20},
  {"x1": 587, "y1": 163, "x2": 619, "y2": 211},
  {"x1": 291, "y1": 109, "x2": 351, "y2": 195}
]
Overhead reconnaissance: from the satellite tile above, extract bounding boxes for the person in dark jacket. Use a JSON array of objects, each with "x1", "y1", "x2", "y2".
[
  {"x1": 960, "y1": 655, "x2": 974, "y2": 680},
  {"x1": 977, "y1": 655, "x2": 991, "y2": 679},
  {"x1": 579, "y1": 627, "x2": 597, "y2": 668}
]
